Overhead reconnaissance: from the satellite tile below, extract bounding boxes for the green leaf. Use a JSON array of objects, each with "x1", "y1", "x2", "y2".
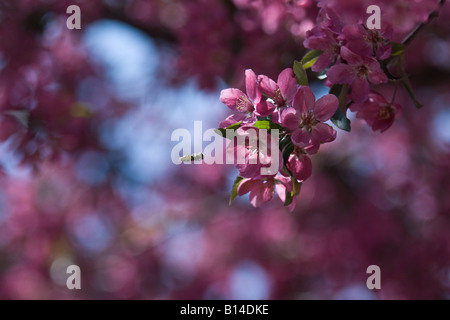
[
  {"x1": 331, "y1": 107, "x2": 351, "y2": 132},
  {"x1": 293, "y1": 60, "x2": 308, "y2": 86},
  {"x1": 227, "y1": 122, "x2": 242, "y2": 130},
  {"x1": 253, "y1": 120, "x2": 286, "y2": 132},
  {"x1": 284, "y1": 188, "x2": 294, "y2": 206},
  {"x1": 283, "y1": 178, "x2": 301, "y2": 207},
  {"x1": 390, "y1": 42, "x2": 407, "y2": 57},
  {"x1": 329, "y1": 85, "x2": 351, "y2": 132},
  {"x1": 402, "y1": 81, "x2": 423, "y2": 109},
  {"x1": 301, "y1": 49, "x2": 322, "y2": 69},
  {"x1": 230, "y1": 176, "x2": 244, "y2": 205},
  {"x1": 214, "y1": 121, "x2": 242, "y2": 139}
]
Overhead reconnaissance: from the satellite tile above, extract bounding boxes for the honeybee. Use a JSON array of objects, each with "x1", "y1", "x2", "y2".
[{"x1": 179, "y1": 153, "x2": 204, "y2": 162}]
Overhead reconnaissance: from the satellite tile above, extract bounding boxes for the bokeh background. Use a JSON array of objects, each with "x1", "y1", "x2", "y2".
[{"x1": 1, "y1": 0, "x2": 450, "y2": 299}]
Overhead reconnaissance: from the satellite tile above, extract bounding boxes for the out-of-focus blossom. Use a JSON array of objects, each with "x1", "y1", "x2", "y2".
[{"x1": 350, "y1": 91, "x2": 402, "y2": 133}]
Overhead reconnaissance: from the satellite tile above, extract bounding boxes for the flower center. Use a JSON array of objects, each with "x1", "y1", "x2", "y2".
[
  {"x1": 300, "y1": 111, "x2": 318, "y2": 132},
  {"x1": 274, "y1": 88, "x2": 285, "y2": 106},
  {"x1": 357, "y1": 64, "x2": 369, "y2": 77},
  {"x1": 365, "y1": 30, "x2": 383, "y2": 44},
  {"x1": 378, "y1": 105, "x2": 395, "y2": 120},
  {"x1": 237, "y1": 95, "x2": 251, "y2": 112}
]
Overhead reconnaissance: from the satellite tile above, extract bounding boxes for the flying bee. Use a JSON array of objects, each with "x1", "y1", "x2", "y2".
[{"x1": 179, "y1": 153, "x2": 204, "y2": 162}]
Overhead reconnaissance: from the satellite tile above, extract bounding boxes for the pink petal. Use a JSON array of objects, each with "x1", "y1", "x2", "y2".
[
  {"x1": 377, "y1": 44, "x2": 392, "y2": 60},
  {"x1": 288, "y1": 154, "x2": 312, "y2": 181},
  {"x1": 351, "y1": 77, "x2": 370, "y2": 103},
  {"x1": 262, "y1": 181, "x2": 275, "y2": 202},
  {"x1": 277, "y1": 68, "x2": 298, "y2": 104},
  {"x1": 311, "y1": 53, "x2": 336, "y2": 72},
  {"x1": 281, "y1": 107, "x2": 300, "y2": 130},
  {"x1": 346, "y1": 39, "x2": 372, "y2": 57},
  {"x1": 291, "y1": 128, "x2": 310, "y2": 147},
  {"x1": 326, "y1": 63, "x2": 356, "y2": 84},
  {"x1": 275, "y1": 182, "x2": 286, "y2": 203},
  {"x1": 257, "y1": 74, "x2": 278, "y2": 97},
  {"x1": 249, "y1": 182, "x2": 272, "y2": 207},
  {"x1": 305, "y1": 142, "x2": 320, "y2": 155},
  {"x1": 245, "y1": 69, "x2": 261, "y2": 103},
  {"x1": 311, "y1": 122, "x2": 336, "y2": 144},
  {"x1": 237, "y1": 178, "x2": 257, "y2": 196},
  {"x1": 255, "y1": 100, "x2": 276, "y2": 117},
  {"x1": 219, "y1": 88, "x2": 246, "y2": 111},
  {"x1": 314, "y1": 94, "x2": 339, "y2": 122},
  {"x1": 340, "y1": 46, "x2": 363, "y2": 66},
  {"x1": 219, "y1": 113, "x2": 246, "y2": 128},
  {"x1": 303, "y1": 36, "x2": 330, "y2": 51},
  {"x1": 293, "y1": 86, "x2": 316, "y2": 114},
  {"x1": 342, "y1": 24, "x2": 364, "y2": 40},
  {"x1": 368, "y1": 65, "x2": 388, "y2": 85}
]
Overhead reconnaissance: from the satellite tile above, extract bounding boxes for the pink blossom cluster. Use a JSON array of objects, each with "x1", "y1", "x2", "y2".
[
  {"x1": 304, "y1": 7, "x2": 402, "y2": 132},
  {"x1": 217, "y1": 3, "x2": 433, "y2": 210},
  {"x1": 219, "y1": 68, "x2": 339, "y2": 210}
]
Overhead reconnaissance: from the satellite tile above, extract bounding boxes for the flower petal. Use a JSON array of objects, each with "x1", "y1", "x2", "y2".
[
  {"x1": 288, "y1": 154, "x2": 312, "y2": 181},
  {"x1": 293, "y1": 86, "x2": 316, "y2": 114},
  {"x1": 314, "y1": 94, "x2": 339, "y2": 122},
  {"x1": 311, "y1": 122, "x2": 336, "y2": 144},
  {"x1": 255, "y1": 100, "x2": 276, "y2": 117},
  {"x1": 326, "y1": 63, "x2": 356, "y2": 84},
  {"x1": 237, "y1": 178, "x2": 258, "y2": 196},
  {"x1": 219, "y1": 113, "x2": 247, "y2": 128},
  {"x1": 340, "y1": 46, "x2": 363, "y2": 66},
  {"x1": 351, "y1": 77, "x2": 370, "y2": 103},
  {"x1": 245, "y1": 69, "x2": 261, "y2": 103},
  {"x1": 367, "y1": 64, "x2": 388, "y2": 84},
  {"x1": 281, "y1": 107, "x2": 300, "y2": 130},
  {"x1": 291, "y1": 128, "x2": 310, "y2": 147},
  {"x1": 277, "y1": 68, "x2": 298, "y2": 105},
  {"x1": 311, "y1": 52, "x2": 335, "y2": 72}
]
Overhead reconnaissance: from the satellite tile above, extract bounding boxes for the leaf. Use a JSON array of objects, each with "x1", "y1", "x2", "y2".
[
  {"x1": 214, "y1": 121, "x2": 242, "y2": 139},
  {"x1": 402, "y1": 81, "x2": 423, "y2": 109},
  {"x1": 390, "y1": 42, "x2": 406, "y2": 57},
  {"x1": 230, "y1": 176, "x2": 244, "y2": 205},
  {"x1": 331, "y1": 108, "x2": 351, "y2": 132},
  {"x1": 293, "y1": 60, "x2": 308, "y2": 86},
  {"x1": 283, "y1": 177, "x2": 301, "y2": 207},
  {"x1": 329, "y1": 85, "x2": 351, "y2": 132},
  {"x1": 301, "y1": 49, "x2": 322, "y2": 69},
  {"x1": 284, "y1": 188, "x2": 294, "y2": 206},
  {"x1": 253, "y1": 120, "x2": 286, "y2": 132}
]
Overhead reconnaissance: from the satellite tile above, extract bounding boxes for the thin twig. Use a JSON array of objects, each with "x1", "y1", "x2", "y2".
[{"x1": 402, "y1": 0, "x2": 446, "y2": 45}]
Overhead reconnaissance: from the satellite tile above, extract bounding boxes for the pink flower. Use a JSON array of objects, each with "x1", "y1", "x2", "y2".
[
  {"x1": 304, "y1": 27, "x2": 342, "y2": 72},
  {"x1": 220, "y1": 69, "x2": 261, "y2": 113},
  {"x1": 257, "y1": 68, "x2": 298, "y2": 108},
  {"x1": 237, "y1": 176, "x2": 297, "y2": 211},
  {"x1": 350, "y1": 91, "x2": 401, "y2": 133},
  {"x1": 327, "y1": 47, "x2": 388, "y2": 103},
  {"x1": 228, "y1": 127, "x2": 282, "y2": 179},
  {"x1": 286, "y1": 149, "x2": 312, "y2": 181},
  {"x1": 341, "y1": 24, "x2": 392, "y2": 60},
  {"x1": 281, "y1": 86, "x2": 338, "y2": 154}
]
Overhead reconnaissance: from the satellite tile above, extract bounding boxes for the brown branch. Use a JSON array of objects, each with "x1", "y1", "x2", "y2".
[{"x1": 402, "y1": 0, "x2": 446, "y2": 45}]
